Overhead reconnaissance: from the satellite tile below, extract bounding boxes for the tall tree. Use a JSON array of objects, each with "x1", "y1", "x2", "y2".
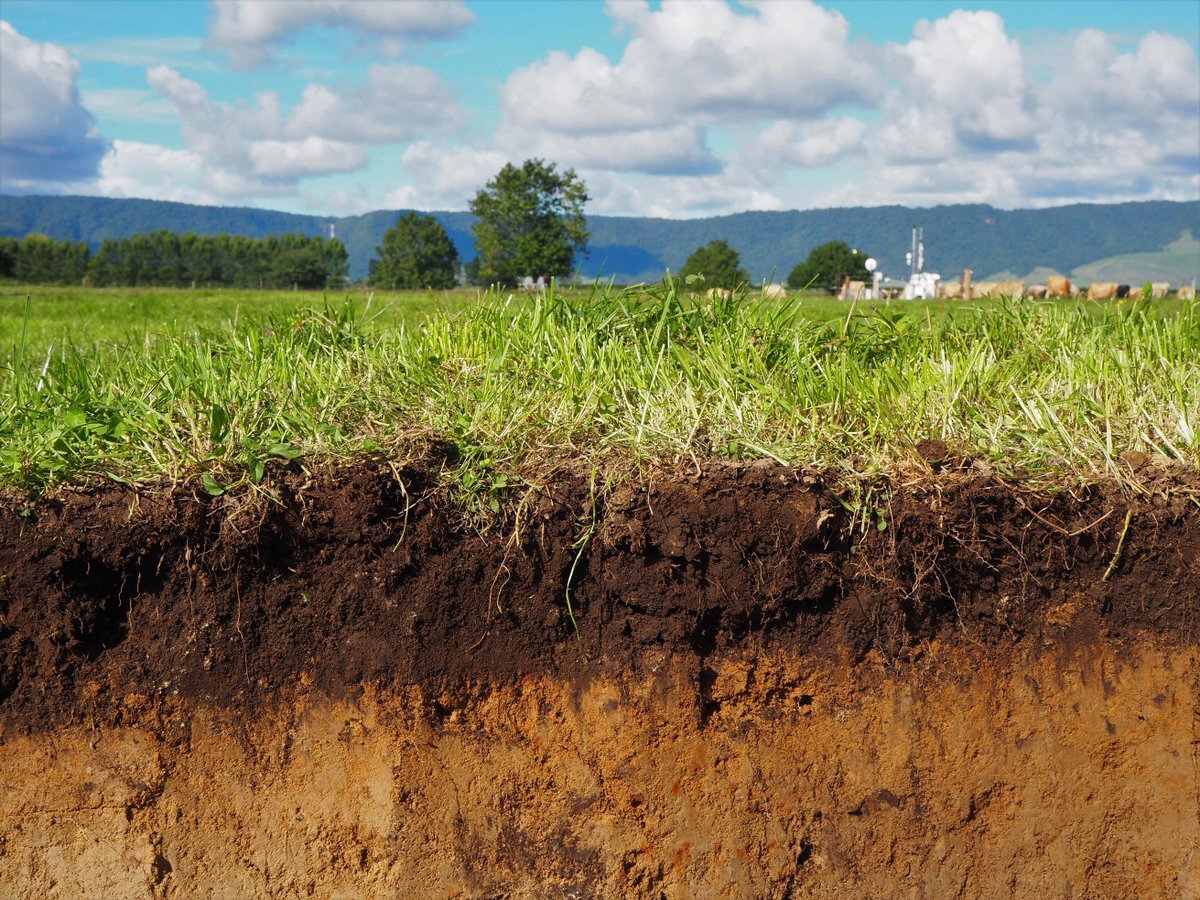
[
  {"x1": 372, "y1": 212, "x2": 459, "y2": 289},
  {"x1": 679, "y1": 240, "x2": 748, "y2": 290},
  {"x1": 787, "y1": 240, "x2": 871, "y2": 293},
  {"x1": 469, "y1": 159, "x2": 589, "y2": 286}
]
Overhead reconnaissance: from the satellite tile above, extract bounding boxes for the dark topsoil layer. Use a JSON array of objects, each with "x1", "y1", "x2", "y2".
[{"x1": 1, "y1": 451, "x2": 1197, "y2": 733}]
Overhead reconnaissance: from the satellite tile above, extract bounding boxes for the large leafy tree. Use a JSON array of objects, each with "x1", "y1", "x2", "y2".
[
  {"x1": 372, "y1": 212, "x2": 459, "y2": 289},
  {"x1": 787, "y1": 240, "x2": 871, "y2": 293},
  {"x1": 679, "y1": 239, "x2": 748, "y2": 290},
  {"x1": 469, "y1": 159, "x2": 589, "y2": 286}
]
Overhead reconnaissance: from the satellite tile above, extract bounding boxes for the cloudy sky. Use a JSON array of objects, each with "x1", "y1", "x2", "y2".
[{"x1": 2, "y1": 0, "x2": 1197, "y2": 218}]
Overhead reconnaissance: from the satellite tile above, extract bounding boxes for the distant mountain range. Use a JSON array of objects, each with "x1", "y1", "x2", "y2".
[{"x1": 2, "y1": 194, "x2": 1197, "y2": 286}]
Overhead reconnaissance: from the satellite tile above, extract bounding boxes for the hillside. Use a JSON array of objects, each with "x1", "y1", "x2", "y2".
[{"x1": 2, "y1": 194, "x2": 1197, "y2": 285}]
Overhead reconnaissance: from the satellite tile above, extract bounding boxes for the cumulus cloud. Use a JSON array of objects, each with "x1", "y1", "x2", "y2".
[
  {"x1": 1041, "y1": 29, "x2": 1200, "y2": 124},
  {"x1": 491, "y1": 0, "x2": 875, "y2": 192},
  {"x1": 285, "y1": 64, "x2": 464, "y2": 144},
  {"x1": 442, "y1": 3, "x2": 1197, "y2": 218},
  {"x1": 208, "y1": 0, "x2": 474, "y2": 67},
  {"x1": 744, "y1": 118, "x2": 868, "y2": 173},
  {"x1": 93, "y1": 140, "x2": 222, "y2": 205},
  {"x1": 803, "y1": 15, "x2": 1199, "y2": 212},
  {"x1": 142, "y1": 61, "x2": 462, "y2": 199},
  {"x1": 498, "y1": 122, "x2": 723, "y2": 178},
  {"x1": 388, "y1": 141, "x2": 510, "y2": 210},
  {"x1": 874, "y1": 9, "x2": 1035, "y2": 163},
  {"x1": 583, "y1": 168, "x2": 785, "y2": 219},
  {"x1": 503, "y1": 0, "x2": 872, "y2": 133},
  {"x1": 248, "y1": 137, "x2": 365, "y2": 180},
  {"x1": 0, "y1": 21, "x2": 109, "y2": 188}
]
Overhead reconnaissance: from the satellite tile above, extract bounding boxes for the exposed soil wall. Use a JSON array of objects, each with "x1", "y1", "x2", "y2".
[{"x1": 1, "y1": 457, "x2": 1198, "y2": 896}]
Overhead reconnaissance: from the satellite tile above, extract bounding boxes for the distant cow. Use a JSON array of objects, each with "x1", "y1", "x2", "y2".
[
  {"x1": 761, "y1": 283, "x2": 787, "y2": 299},
  {"x1": 939, "y1": 280, "x2": 963, "y2": 299},
  {"x1": 838, "y1": 279, "x2": 865, "y2": 301},
  {"x1": 706, "y1": 287, "x2": 732, "y2": 301},
  {"x1": 1045, "y1": 275, "x2": 1071, "y2": 298},
  {"x1": 995, "y1": 279, "x2": 1025, "y2": 298},
  {"x1": 1026, "y1": 284, "x2": 1047, "y2": 299},
  {"x1": 1178, "y1": 284, "x2": 1196, "y2": 300},
  {"x1": 1150, "y1": 282, "x2": 1170, "y2": 299},
  {"x1": 1087, "y1": 282, "x2": 1118, "y2": 300},
  {"x1": 971, "y1": 281, "x2": 999, "y2": 298},
  {"x1": 1115, "y1": 284, "x2": 1131, "y2": 298}
]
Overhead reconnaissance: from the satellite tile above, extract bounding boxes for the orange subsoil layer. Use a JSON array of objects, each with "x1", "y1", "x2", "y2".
[{"x1": 2, "y1": 640, "x2": 1196, "y2": 898}]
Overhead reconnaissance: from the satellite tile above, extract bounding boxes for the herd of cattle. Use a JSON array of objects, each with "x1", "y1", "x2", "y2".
[
  {"x1": 935, "y1": 273, "x2": 1192, "y2": 300},
  {"x1": 705, "y1": 277, "x2": 1195, "y2": 302}
]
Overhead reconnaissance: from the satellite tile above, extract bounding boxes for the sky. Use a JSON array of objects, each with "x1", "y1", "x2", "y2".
[{"x1": 1, "y1": 0, "x2": 1198, "y2": 219}]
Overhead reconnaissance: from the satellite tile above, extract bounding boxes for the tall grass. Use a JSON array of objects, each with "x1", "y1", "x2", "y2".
[{"x1": 1, "y1": 278, "x2": 1196, "y2": 495}]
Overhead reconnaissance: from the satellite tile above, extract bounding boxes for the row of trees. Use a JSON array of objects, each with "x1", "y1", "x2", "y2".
[
  {"x1": 366, "y1": 154, "x2": 868, "y2": 292},
  {"x1": 677, "y1": 238, "x2": 872, "y2": 292},
  {"x1": 0, "y1": 234, "x2": 90, "y2": 284},
  {"x1": 1, "y1": 158, "x2": 867, "y2": 293},
  {"x1": 0, "y1": 230, "x2": 348, "y2": 289}
]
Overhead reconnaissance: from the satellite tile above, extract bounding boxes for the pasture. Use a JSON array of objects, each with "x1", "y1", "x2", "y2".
[{"x1": 2, "y1": 278, "x2": 1196, "y2": 497}]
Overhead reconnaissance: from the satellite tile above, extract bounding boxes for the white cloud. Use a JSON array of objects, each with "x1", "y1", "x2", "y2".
[
  {"x1": 577, "y1": 167, "x2": 785, "y2": 220},
  {"x1": 248, "y1": 137, "x2": 365, "y2": 179},
  {"x1": 92, "y1": 139, "x2": 222, "y2": 205},
  {"x1": 141, "y1": 62, "x2": 463, "y2": 199},
  {"x1": 880, "y1": 10, "x2": 1035, "y2": 157},
  {"x1": 388, "y1": 141, "x2": 510, "y2": 210},
  {"x1": 207, "y1": 0, "x2": 474, "y2": 67},
  {"x1": 13, "y1": 2, "x2": 1195, "y2": 219},
  {"x1": 745, "y1": 118, "x2": 868, "y2": 172},
  {"x1": 490, "y1": 0, "x2": 875, "y2": 201},
  {"x1": 605, "y1": 0, "x2": 650, "y2": 29},
  {"x1": 285, "y1": 63, "x2": 464, "y2": 144},
  {"x1": 118, "y1": 2, "x2": 1197, "y2": 221},
  {"x1": 807, "y1": 15, "x2": 1199, "y2": 211},
  {"x1": 0, "y1": 20, "x2": 108, "y2": 188},
  {"x1": 1041, "y1": 29, "x2": 1200, "y2": 124},
  {"x1": 497, "y1": 122, "x2": 723, "y2": 177},
  {"x1": 502, "y1": 0, "x2": 873, "y2": 134}
]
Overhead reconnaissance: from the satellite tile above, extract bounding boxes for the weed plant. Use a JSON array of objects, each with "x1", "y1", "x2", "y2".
[{"x1": 1, "y1": 278, "x2": 1196, "y2": 500}]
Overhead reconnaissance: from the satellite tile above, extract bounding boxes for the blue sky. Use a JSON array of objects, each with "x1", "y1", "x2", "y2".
[{"x1": 2, "y1": 0, "x2": 1197, "y2": 218}]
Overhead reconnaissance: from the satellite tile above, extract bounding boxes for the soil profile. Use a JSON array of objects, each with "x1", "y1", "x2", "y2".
[{"x1": 1, "y1": 454, "x2": 1197, "y2": 897}]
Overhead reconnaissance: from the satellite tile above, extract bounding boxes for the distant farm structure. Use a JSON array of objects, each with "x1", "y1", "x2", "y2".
[{"x1": 846, "y1": 228, "x2": 1198, "y2": 301}]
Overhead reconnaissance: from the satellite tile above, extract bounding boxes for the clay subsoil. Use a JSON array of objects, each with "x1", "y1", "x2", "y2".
[{"x1": 1, "y1": 454, "x2": 1198, "y2": 897}]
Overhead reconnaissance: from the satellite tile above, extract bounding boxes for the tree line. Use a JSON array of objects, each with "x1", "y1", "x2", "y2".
[
  {"x1": 0, "y1": 159, "x2": 589, "y2": 292},
  {"x1": 0, "y1": 230, "x2": 348, "y2": 289},
  {"x1": 0, "y1": 158, "x2": 870, "y2": 293}
]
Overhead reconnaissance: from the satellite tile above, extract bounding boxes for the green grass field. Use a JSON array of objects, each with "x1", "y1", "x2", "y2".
[
  {"x1": 0, "y1": 282, "x2": 958, "y2": 348},
  {"x1": 2, "y1": 280, "x2": 1197, "y2": 502},
  {"x1": 0, "y1": 283, "x2": 484, "y2": 350}
]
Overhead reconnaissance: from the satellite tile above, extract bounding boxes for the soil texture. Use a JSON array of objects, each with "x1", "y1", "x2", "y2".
[{"x1": 1, "y1": 455, "x2": 1197, "y2": 896}]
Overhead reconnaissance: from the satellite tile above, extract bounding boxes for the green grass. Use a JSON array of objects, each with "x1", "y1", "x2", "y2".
[
  {"x1": 0, "y1": 283, "x2": 482, "y2": 350},
  {"x1": 1, "y1": 279, "x2": 1197, "y2": 501}
]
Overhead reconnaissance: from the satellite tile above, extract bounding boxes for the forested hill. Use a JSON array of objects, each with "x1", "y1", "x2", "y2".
[{"x1": 2, "y1": 194, "x2": 1197, "y2": 284}]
